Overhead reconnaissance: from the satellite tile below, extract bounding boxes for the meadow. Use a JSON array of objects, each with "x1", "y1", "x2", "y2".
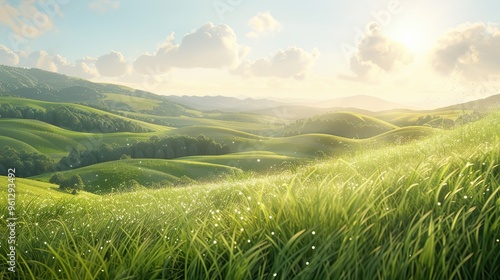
[{"x1": 1, "y1": 111, "x2": 498, "y2": 279}]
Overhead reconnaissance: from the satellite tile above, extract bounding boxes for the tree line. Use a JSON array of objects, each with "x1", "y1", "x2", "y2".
[
  {"x1": 0, "y1": 147, "x2": 54, "y2": 177},
  {"x1": 56, "y1": 135, "x2": 229, "y2": 170},
  {"x1": 0, "y1": 103, "x2": 150, "y2": 133}
]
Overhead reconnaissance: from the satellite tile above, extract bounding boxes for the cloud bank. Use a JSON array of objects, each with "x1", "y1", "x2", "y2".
[
  {"x1": 431, "y1": 22, "x2": 500, "y2": 81},
  {"x1": 134, "y1": 23, "x2": 240, "y2": 75},
  {"x1": 232, "y1": 46, "x2": 319, "y2": 80},
  {"x1": 341, "y1": 24, "x2": 413, "y2": 82}
]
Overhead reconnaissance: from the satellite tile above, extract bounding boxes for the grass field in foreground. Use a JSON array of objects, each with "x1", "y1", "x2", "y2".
[{"x1": 0, "y1": 112, "x2": 499, "y2": 279}]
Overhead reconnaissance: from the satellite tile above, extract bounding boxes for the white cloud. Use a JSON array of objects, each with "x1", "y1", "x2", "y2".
[
  {"x1": 246, "y1": 11, "x2": 283, "y2": 38},
  {"x1": 27, "y1": 51, "x2": 57, "y2": 72},
  {"x1": 431, "y1": 22, "x2": 500, "y2": 81},
  {"x1": 95, "y1": 51, "x2": 130, "y2": 77},
  {"x1": 89, "y1": 0, "x2": 120, "y2": 13},
  {"x1": 134, "y1": 23, "x2": 240, "y2": 75},
  {"x1": 232, "y1": 46, "x2": 319, "y2": 80},
  {"x1": 17, "y1": 51, "x2": 99, "y2": 79},
  {"x1": 340, "y1": 24, "x2": 413, "y2": 83},
  {"x1": 0, "y1": 45, "x2": 19, "y2": 66},
  {"x1": 53, "y1": 55, "x2": 99, "y2": 79}
]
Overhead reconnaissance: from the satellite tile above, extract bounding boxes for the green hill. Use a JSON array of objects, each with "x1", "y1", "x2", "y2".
[
  {"x1": 282, "y1": 112, "x2": 397, "y2": 138},
  {"x1": 374, "y1": 109, "x2": 467, "y2": 127},
  {"x1": 0, "y1": 65, "x2": 189, "y2": 116},
  {"x1": 0, "y1": 176, "x2": 97, "y2": 201},
  {"x1": 34, "y1": 159, "x2": 242, "y2": 193},
  {"x1": 179, "y1": 152, "x2": 299, "y2": 171},
  {"x1": 370, "y1": 126, "x2": 437, "y2": 144},
  {"x1": 0, "y1": 97, "x2": 168, "y2": 132},
  {"x1": 121, "y1": 111, "x2": 282, "y2": 133},
  {"x1": 0, "y1": 119, "x2": 168, "y2": 159},
  {"x1": 166, "y1": 126, "x2": 263, "y2": 142}
]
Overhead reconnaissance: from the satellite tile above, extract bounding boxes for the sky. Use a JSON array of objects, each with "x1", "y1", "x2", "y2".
[{"x1": 0, "y1": 0, "x2": 499, "y2": 108}]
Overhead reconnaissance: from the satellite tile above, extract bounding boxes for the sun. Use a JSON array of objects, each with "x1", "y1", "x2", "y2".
[{"x1": 388, "y1": 26, "x2": 429, "y2": 55}]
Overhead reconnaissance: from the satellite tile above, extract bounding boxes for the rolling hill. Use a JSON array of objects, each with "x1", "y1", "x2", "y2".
[
  {"x1": 0, "y1": 119, "x2": 168, "y2": 158},
  {"x1": 34, "y1": 159, "x2": 242, "y2": 193},
  {"x1": 0, "y1": 65, "x2": 188, "y2": 116},
  {"x1": 280, "y1": 112, "x2": 398, "y2": 138},
  {"x1": 0, "y1": 97, "x2": 168, "y2": 132}
]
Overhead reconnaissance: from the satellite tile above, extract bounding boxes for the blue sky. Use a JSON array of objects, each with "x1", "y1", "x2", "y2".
[{"x1": 1, "y1": 0, "x2": 499, "y2": 107}]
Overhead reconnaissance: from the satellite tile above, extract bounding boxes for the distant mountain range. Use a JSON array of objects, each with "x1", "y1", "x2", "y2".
[
  {"x1": 166, "y1": 95, "x2": 285, "y2": 112},
  {"x1": 166, "y1": 94, "x2": 413, "y2": 113},
  {"x1": 1, "y1": 65, "x2": 499, "y2": 117}
]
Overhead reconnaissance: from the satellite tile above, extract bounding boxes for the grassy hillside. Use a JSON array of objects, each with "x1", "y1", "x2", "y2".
[
  {"x1": 103, "y1": 93, "x2": 160, "y2": 111},
  {"x1": 282, "y1": 112, "x2": 398, "y2": 138},
  {"x1": 121, "y1": 111, "x2": 282, "y2": 133},
  {"x1": 0, "y1": 176, "x2": 97, "y2": 201},
  {"x1": 0, "y1": 65, "x2": 189, "y2": 115},
  {"x1": 34, "y1": 159, "x2": 242, "y2": 193},
  {"x1": 0, "y1": 97, "x2": 168, "y2": 132},
  {"x1": 0, "y1": 119, "x2": 168, "y2": 158},
  {"x1": 374, "y1": 109, "x2": 469, "y2": 127},
  {"x1": 1, "y1": 111, "x2": 498, "y2": 279},
  {"x1": 180, "y1": 152, "x2": 299, "y2": 172}
]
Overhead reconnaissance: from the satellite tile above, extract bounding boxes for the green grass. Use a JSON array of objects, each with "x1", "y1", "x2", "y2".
[
  {"x1": 0, "y1": 119, "x2": 170, "y2": 159},
  {"x1": 0, "y1": 136, "x2": 40, "y2": 154},
  {"x1": 1, "y1": 112, "x2": 499, "y2": 279},
  {"x1": 282, "y1": 111, "x2": 398, "y2": 139},
  {"x1": 180, "y1": 152, "x2": 300, "y2": 172},
  {"x1": 121, "y1": 111, "x2": 281, "y2": 133},
  {"x1": 0, "y1": 97, "x2": 169, "y2": 132},
  {"x1": 375, "y1": 109, "x2": 468, "y2": 126},
  {"x1": 317, "y1": 111, "x2": 398, "y2": 128},
  {"x1": 0, "y1": 176, "x2": 97, "y2": 201},
  {"x1": 103, "y1": 93, "x2": 160, "y2": 111},
  {"x1": 33, "y1": 159, "x2": 242, "y2": 194}
]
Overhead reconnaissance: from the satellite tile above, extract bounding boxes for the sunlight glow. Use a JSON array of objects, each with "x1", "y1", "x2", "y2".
[{"x1": 391, "y1": 28, "x2": 428, "y2": 54}]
